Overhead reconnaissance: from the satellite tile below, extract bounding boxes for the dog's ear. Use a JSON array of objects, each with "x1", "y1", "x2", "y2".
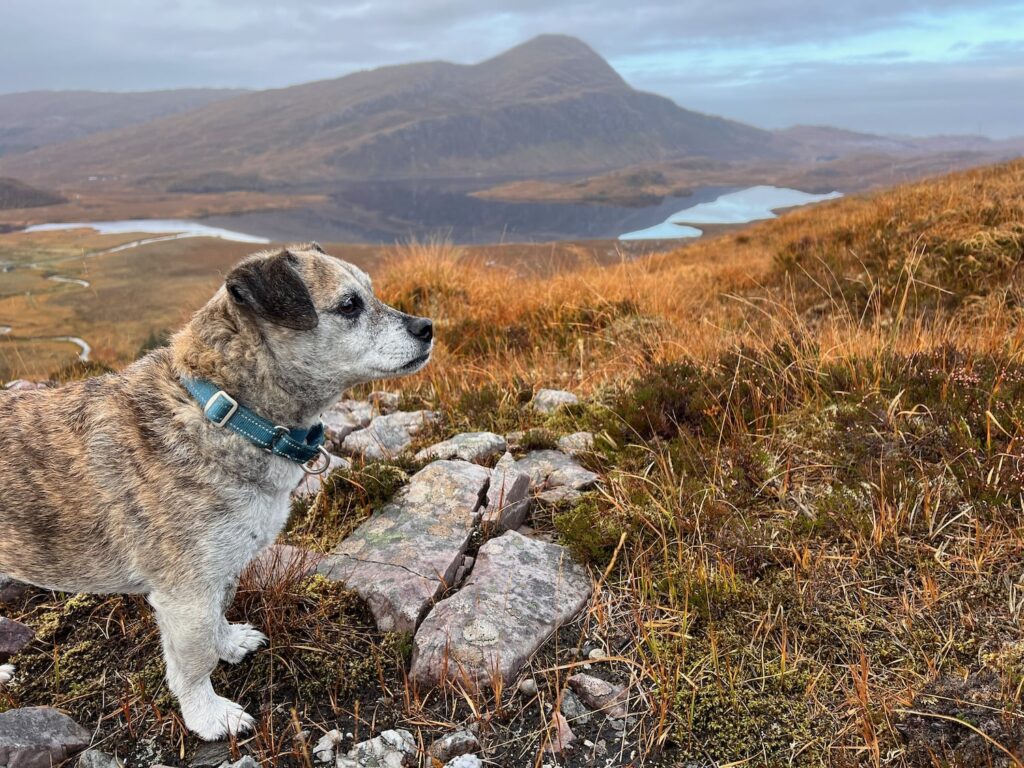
[
  {"x1": 309, "y1": 241, "x2": 327, "y2": 254},
  {"x1": 225, "y1": 250, "x2": 319, "y2": 331}
]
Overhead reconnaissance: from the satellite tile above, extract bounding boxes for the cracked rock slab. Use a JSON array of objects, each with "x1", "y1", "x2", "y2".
[
  {"x1": 480, "y1": 453, "x2": 531, "y2": 535},
  {"x1": 341, "y1": 410, "x2": 440, "y2": 461},
  {"x1": 322, "y1": 400, "x2": 374, "y2": 449},
  {"x1": 411, "y1": 530, "x2": 592, "y2": 688},
  {"x1": 0, "y1": 707, "x2": 91, "y2": 768},
  {"x1": 414, "y1": 432, "x2": 506, "y2": 464},
  {"x1": 532, "y1": 388, "x2": 579, "y2": 414},
  {"x1": 318, "y1": 460, "x2": 490, "y2": 633},
  {"x1": 516, "y1": 450, "x2": 599, "y2": 494}
]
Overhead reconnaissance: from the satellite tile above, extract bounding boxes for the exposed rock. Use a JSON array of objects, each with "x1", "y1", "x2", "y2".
[
  {"x1": 536, "y1": 487, "x2": 584, "y2": 505},
  {"x1": 415, "y1": 432, "x2": 506, "y2": 465},
  {"x1": 411, "y1": 530, "x2": 592, "y2": 688},
  {"x1": 480, "y1": 452, "x2": 531, "y2": 535},
  {"x1": 322, "y1": 400, "x2": 374, "y2": 449},
  {"x1": 516, "y1": 450, "x2": 599, "y2": 495},
  {"x1": 0, "y1": 617, "x2": 32, "y2": 655},
  {"x1": 444, "y1": 756, "x2": 482, "y2": 768},
  {"x1": 0, "y1": 664, "x2": 14, "y2": 685},
  {"x1": 556, "y1": 431, "x2": 594, "y2": 456},
  {"x1": 4, "y1": 380, "x2": 48, "y2": 391},
  {"x1": 544, "y1": 712, "x2": 576, "y2": 754},
  {"x1": 368, "y1": 391, "x2": 401, "y2": 414},
  {"x1": 428, "y1": 730, "x2": 479, "y2": 763},
  {"x1": 532, "y1": 389, "x2": 579, "y2": 414},
  {"x1": 245, "y1": 544, "x2": 323, "y2": 590},
  {"x1": 569, "y1": 674, "x2": 629, "y2": 719},
  {"x1": 77, "y1": 750, "x2": 122, "y2": 768},
  {"x1": 560, "y1": 689, "x2": 591, "y2": 725},
  {"x1": 313, "y1": 730, "x2": 343, "y2": 763},
  {"x1": 191, "y1": 741, "x2": 231, "y2": 767},
  {"x1": 336, "y1": 729, "x2": 417, "y2": 768},
  {"x1": 292, "y1": 453, "x2": 351, "y2": 500},
  {"x1": 0, "y1": 707, "x2": 90, "y2": 768},
  {"x1": 0, "y1": 577, "x2": 29, "y2": 604},
  {"x1": 318, "y1": 460, "x2": 489, "y2": 632},
  {"x1": 340, "y1": 410, "x2": 440, "y2": 461}
]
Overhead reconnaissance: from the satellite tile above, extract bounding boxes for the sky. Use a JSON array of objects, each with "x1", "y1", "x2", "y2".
[{"x1": 3, "y1": 0, "x2": 1023, "y2": 138}]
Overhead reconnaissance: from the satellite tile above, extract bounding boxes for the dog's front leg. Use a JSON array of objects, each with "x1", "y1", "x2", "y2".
[
  {"x1": 149, "y1": 588, "x2": 255, "y2": 740},
  {"x1": 215, "y1": 579, "x2": 267, "y2": 665}
]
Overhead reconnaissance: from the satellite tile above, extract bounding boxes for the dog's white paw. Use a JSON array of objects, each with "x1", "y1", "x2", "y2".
[
  {"x1": 182, "y1": 691, "x2": 255, "y2": 741},
  {"x1": 218, "y1": 623, "x2": 267, "y2": 664},
  {"x1": 0, "y1": 663, "x2": 14, "y2": 686}
]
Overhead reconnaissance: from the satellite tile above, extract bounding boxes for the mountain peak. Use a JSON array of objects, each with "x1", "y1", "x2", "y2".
[{"x1": 476, "y1": 35, "x2": 625, "y2": 95}]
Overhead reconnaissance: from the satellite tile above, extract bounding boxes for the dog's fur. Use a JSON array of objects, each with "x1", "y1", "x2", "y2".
[{"x1": 0, "y1": 244, "x2": 432, "y2": 739}]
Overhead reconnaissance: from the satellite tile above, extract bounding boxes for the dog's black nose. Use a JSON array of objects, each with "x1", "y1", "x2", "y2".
[{"x1": 407, "y1": 316, "x2": 433, "y2": 343}]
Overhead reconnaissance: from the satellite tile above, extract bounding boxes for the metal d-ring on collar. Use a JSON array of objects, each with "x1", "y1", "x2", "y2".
[{"x1": 182, "y1": 377, "x2": 330, "y2": 474}]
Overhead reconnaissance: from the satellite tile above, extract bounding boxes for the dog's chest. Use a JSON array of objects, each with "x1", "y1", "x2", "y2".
[{"x1": 224, "y1": 461, "x2": 303, "y2": 568}]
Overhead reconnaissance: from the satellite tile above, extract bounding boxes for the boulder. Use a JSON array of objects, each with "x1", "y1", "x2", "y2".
[
  {"x1": 0, "y1": 707, "x2": 90, "y2": 768},
  {"x1": 556, "y1": 431, "x2": 594, "y2": 456},
  {"x1": 516, "y1": 450, "x2": 598, "y2": 494},
  {"x1": 318, "y1": 460, "x2": 489, "y2": 632},
  {"x1": 414, "y1": 432, "x2": 506, "y2": 465},
  {"x1": 411, "y1": 530, "x2": 592, "y2": 688},
  {"x1": 244, "y1": 544, "x2": 323, "y2": 590},
  {"x1": 0, "y1": 617, "x2": 33, "y2": 655},
  {"x1": 531, "y1": 389, "x2": 579, "y2": 414},
  {"x1": 568, "y1": 673, "x2": 629, "y2": 719},
  {"x1": 291, "y1": 453, "x2": 351, "y2": 500},
  {"x1": 480, "y1": 453, "x2": 531, "y2": 535},
  {"x1": 336, "y1": 729, "x2": 417, "y2": 768},
  {"x1": 427, "y1": 730, "x2": 479, "y2": 763},
  {"x1": 340, "y1": 410, "x2": 440, "y2": 461}
]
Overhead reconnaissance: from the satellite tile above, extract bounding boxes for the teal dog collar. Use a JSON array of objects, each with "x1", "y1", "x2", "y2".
[{"x1": 182, "y1": 377, "x2": 330, "y2": 473}]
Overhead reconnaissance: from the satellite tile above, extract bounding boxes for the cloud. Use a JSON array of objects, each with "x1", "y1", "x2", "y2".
[{"x1": 2, "y1": 0, "x2": 1022, "y2": 136}]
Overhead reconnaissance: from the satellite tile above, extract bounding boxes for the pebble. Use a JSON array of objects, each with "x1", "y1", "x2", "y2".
[
  {"x1": 428, "y1": 730, "x2": 479, "y2": 763},
  {"x1": 543, "y1": 712, "x2": 575, "y2": 754},
  {"x1": 518, "y1": 677, "x2": 539, "y2": 697},
  {"x1": 532, "y1": 389, "x2": 579, "y2": 414}
]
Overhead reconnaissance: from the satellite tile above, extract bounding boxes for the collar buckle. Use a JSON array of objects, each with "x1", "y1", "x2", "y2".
[{"x1": 203, "y1": 390, "x2": 239, "y2": 427}]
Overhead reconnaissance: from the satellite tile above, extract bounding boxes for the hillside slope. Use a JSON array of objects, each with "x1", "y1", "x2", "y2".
[
  {"x1": 0, "y1": 88, "x2": 248, "y2": 157},
  {"x1": 0, "y1": 177, "x2": 64, "y2": 209},
  {"x1": 0, "y1": 35, "x2": 780, "y2": 187}
]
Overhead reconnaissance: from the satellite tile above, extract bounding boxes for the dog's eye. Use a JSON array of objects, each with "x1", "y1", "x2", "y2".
[{"x1": 333, "y1": 295, "x2": 362, "y2": 317}]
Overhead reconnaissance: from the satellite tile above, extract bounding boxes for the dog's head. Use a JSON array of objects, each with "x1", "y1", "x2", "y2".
[{"x1": 218, "y1": 243, "x2": 432, "y2": 410}]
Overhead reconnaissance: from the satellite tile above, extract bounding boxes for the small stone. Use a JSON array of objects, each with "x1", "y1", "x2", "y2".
[
  {"x1": 532, "y1": 389, "x2": 579, "y2": 414},
  {"x1": 516, "y1": 450, "x2": 598, "y2": 494},
  {"x1": 368, "y1": 391, "x2": 401, "y2": 414},
  {"x1": 291, "y1": 453, "x2": 351, "y2": 500},
  {"x1": 560, "y1": 689, "x2": 591, "y2": 725},
  {"x1": 414, "y1": 432, "x2": 506, "y2": 464},
  {"x1": 191, "y1": 741, "x2": 231, "y2": 767},
  {"x1": 4, "y1": 380, "x2": 48, "y2": 391},
  {"x1": 313, "y1": 729, "x2": 343, "y2": 762},
  {"x1": 543, "y1": 712, "x2": 575, "y2": 754},
  {"x1": 336, "y1": 729, "x2": 417, "y2": 768},
  {"x1": 568, "y1": 673, "x2": 630, "y2": 719},
  {"x1": 480, "y1": 452, "x2": 531, "y2": 535},
  {"x1": 518, "y1": 677, "x2": 539, "y2": 697},
  {"x1": 0, "y1": 617, "x2": 33, "y2": 655},
  {"x1": 427, "y1": 730, "x2": 479, "y2": 763},
  {"x1": 244, "y1": 544, "x2": 323, "y2": 590},
  {"x1": 411, "y1": 531, "x2": 592, "y2": 688},
  {"x1": 77, "y1": 749, "x2": 122, "y2": 768},
  {"x1": 0, "y1": 707, "x2": 90, "y2": 768},
  {"x1": 0, "y1": 664, "x2": 14, "y2": 685},
  {"x1": 322, "y1": 400, "x2": 374, "y2": 449},
  {"x1": 556, "y1": 431, "x2": 594, "y2": 456},
  {"x1": 0, "y1": 577, "x2": 29, "y2": 604},
  {"x1": 219, "y1": 759, "x2": 258, "y2": 768},
  {"x1": 587, "y1": 647, "x2": 607, "y2": 661},
  {"x1": 341, "y1": 410, "x2": 440, "y2": 461},
  {"x1": 444, "y1": 756, "x2": 482, "y2": 768}
]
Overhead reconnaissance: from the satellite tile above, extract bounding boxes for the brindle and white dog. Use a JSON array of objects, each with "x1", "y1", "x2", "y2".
[{"x1": 0, "y1": 243, "x2": 432, "y2": 740}]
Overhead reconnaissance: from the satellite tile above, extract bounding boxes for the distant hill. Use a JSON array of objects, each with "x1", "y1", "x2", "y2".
[
  {"x1": 0, "y1": 177, "x2": 64, "y2": 209},
  {"x1": 0, "y1": 88, "x2": 248, "y2": 157},
  {"x1": 0, "y1": 36, "x2": 782, "y2": 187}
]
